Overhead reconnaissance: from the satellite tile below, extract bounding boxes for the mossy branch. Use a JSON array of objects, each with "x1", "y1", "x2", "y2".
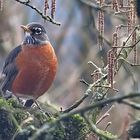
[{"x1": 30, "y1": 92, "x2": 140, "y2": 140}]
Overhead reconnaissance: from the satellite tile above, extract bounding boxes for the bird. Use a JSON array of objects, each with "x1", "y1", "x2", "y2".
[{"x1": 0, "y1": 22, "x2": 58, "y2": 107}]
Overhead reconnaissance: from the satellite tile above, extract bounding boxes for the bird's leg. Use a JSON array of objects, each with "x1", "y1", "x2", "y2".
[
  {"x1": 34, "y1": 100, "x2": 41, "y2": 110},
  {"x1": 34, "y1": 100, "x2": 51, "y2": 117},
  {"x1": 17, "y1": 97, "x2": 25, "y2": 105},
  {"x1": 24, "y1": 99, "x2": 51, "y2": 117}
]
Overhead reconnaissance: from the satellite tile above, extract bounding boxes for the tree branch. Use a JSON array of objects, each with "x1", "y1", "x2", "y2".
[
  {"x1": 31, "y1": 93, "x2": 140, "y2": 140},
  {"x1": 62, "y1": 93, "x2": 140, "y2": 117},
  {"x1": 62, "y1": 94, "x2": 89, "y2": 113},
  {"x1": 15, "y1": 0, "x2": 61, "y2": 26}
]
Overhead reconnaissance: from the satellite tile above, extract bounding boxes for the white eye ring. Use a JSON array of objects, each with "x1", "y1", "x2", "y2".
[{"x1": 34, "y1": 27, "x2": 42, "y2": 35}]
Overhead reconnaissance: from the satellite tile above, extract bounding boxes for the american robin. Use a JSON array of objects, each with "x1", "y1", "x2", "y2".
[{"x1": 1, "y1": 22, "x2": 58, "y2": 107}]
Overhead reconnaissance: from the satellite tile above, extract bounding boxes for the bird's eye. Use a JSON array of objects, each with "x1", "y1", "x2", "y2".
[{"x1": 32, "y1": 27, "x2": 42, "y2": 35}]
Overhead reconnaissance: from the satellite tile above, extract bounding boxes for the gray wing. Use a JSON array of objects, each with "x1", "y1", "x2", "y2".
[{"x1": 1, "y1": 45, "x2": 21, "y2": 94}]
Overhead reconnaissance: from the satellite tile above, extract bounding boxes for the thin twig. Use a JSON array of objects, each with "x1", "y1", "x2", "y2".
[
  {"x1": 15, "y1": 0, "x2": 60, "y2": 26},
  {"x1": 116, "y1": 26, "x2": 139, "y2": 60},
  {"x1": 80, "y1": 79, "x2": 90, "y2": 86},
  {"x1": 104, "y1": 122, "x2": 112, "y2": 131},
  {"x1": 83, "y1": 115, "x2": 117, "y2": 139},
  {"x1": 125, "y1": 36, "x2": 140, "y2": 48},
  {"x1": 80, "y1": 0, "x2": 127, "y2": 21},
  {"x1": 96, "y1": 105, "x2": 114, "y2": 125},
  {"x1": 88, "y1": 61, "x2": 100, "y2": 70},
  {"x1": 115, "y1": 10, "x2": 132, "y2": 15},
  {"x1": 94, "y1": 85, "x2": 119, "y2": 92},
  {"x1": 96, "y1": 113, "x2": 109, "y2": 125},
  {"x1": 121, "y1": 100, "x2": 140, "y2": 110},
  {"x1": 62, "y1": 94, "x2": 89, "y2": 113}
]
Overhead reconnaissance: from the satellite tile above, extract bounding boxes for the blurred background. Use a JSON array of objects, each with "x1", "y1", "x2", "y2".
[{"x1": 0, "y1": 0, "x2": 140, "y2": 138}]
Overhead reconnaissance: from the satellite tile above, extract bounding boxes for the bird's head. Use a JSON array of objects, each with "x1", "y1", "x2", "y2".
[{"x1": 21, "y1": 22, "x2": 49, "y2": 45}]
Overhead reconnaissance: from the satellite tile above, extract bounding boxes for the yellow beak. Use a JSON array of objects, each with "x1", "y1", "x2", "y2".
[{"x1": 20, "y1": 25, "x2": 31, "y2": 32}]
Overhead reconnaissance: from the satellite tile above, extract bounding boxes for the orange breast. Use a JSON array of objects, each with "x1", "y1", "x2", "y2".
[{"x1": 12, "y1": 43, "x2": 57, "y2": 99}]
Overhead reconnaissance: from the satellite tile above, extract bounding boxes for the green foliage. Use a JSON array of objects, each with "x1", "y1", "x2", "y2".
[{"x1": 0, "y1": 97, "x2": 90, "y2": 140}]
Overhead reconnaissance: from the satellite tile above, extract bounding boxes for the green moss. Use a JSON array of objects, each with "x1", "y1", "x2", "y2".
[
  {"x1": 34, "y1": 110, "x2": 50, "y2": 122},
  {"x1": 0, "y1": 98, "x2": 7, "y2": 107},
  {"x1": 0, "y1": 108, "x2": 16, "y2": 140},
  {"x1": 14, "y1": 125, "x2": 37, "y2": 140},
  {"x1": 40, "y1": 122, "x2": 65, "y2": 140},
  {"x1": 13, "y1": 109, "x2": 29, "y2": 124},
  {"x1": 95, "y1": 129, "x2": 118, "y2": 140},
  {"x1": 29, "y1": 114, "x2": 89, "y2": 140},
  {"x1": 14, "y1": 119, "x2": 65, "y2": 140},
  {"x1": 7, "y1": 97, "x2": 21, "y2": 108},
  {"x1": 62, "y1": 114, "x2": 90, "y2": 140},
  {"x1": 0, "y1": 97, "x2": 90, "y2": 140}
]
